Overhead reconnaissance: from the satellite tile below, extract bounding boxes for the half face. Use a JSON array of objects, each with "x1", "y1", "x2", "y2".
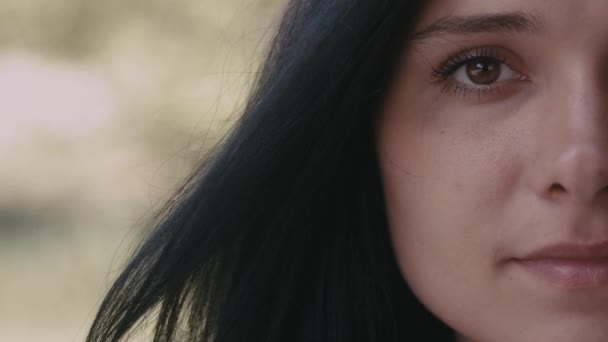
[{"x1": 377, "y1": 1, "x2": 608, "y2": 341}]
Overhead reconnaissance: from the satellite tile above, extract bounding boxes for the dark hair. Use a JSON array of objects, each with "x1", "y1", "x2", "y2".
[{"x1": 87, "y1": 1, "x2": 455, "y2": 341}]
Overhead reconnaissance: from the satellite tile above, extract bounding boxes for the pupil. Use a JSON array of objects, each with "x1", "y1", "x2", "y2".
[{"x1": 466, "y1": 59, "x2": 500, "y2": 85}]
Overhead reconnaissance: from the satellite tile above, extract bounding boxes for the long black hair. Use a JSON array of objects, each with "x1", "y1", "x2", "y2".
[{"x1": 87, "y1": 1, "x2": 455, "y2": 341}]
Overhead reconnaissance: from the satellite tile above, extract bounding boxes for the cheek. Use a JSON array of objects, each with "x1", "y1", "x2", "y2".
[
  {"x1": 378, "y1": 123, "x2": 497, "y2": 279},
  {"x1": 376, "y1": 98, "x2": 526, "y2": 334},
  {"x1": 377, "y1": 100, "x2": 518, "y2": 237}
]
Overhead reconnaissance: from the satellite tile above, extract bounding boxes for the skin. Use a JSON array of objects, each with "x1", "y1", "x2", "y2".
[{"x1": 377, "y1": 1, "x2": 608, "y2": 341}]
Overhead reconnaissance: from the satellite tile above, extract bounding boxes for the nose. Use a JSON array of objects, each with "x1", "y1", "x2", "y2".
[
  {"x1": 534, "y1": 72, "x2": 608, "y2": 205},
  {"x1": 545, "y1": 146, "x2": 608, "y2": 204}
]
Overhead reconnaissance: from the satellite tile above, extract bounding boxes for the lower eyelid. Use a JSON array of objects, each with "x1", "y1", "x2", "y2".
[{"x1": 440, "y1": 79, "x2": 525, "y2": 101}]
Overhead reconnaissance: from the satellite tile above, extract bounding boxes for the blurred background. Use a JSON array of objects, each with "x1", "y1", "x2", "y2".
[{"x1": 0, "y1": 0, "x2": 282, "y2": 340}]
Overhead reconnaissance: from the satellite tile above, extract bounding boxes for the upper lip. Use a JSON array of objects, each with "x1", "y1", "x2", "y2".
[{"x1": 520, "y1": 241, "x2": 608, "y2": 260}]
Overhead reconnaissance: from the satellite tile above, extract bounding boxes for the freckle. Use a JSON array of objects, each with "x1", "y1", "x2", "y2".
[
  {"x1": 440, "y1": 130, "x2": 446, "y2": 135},
  {"x1": 453, "y1": 180, "x2": 463, "y2": 191}
]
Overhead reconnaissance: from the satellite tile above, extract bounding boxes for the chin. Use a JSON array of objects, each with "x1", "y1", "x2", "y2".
[{"x1": 451, "y1": 312, "x2": 608, "y2": 342}]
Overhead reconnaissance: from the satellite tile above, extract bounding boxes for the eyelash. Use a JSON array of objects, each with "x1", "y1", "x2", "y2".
[{"x1": 431, "y1": 46, "x2": 522, "y2": 99}]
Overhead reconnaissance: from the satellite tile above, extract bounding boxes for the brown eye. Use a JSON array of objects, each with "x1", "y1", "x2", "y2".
[
  {"x1": 466, "y1": 58, "x2": 501, "y2": 85},
  {"x1": 452, "y1": 56, "x2": 517, "y2": 86}
]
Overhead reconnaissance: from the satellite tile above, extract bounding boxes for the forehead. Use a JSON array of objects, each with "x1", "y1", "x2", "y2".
[
  {"x1": 413, "y1": 0, "x2": 608, "y2": 48},
  {"x1": 416, "y1": 0, "x2": 599, "y2": 31}
]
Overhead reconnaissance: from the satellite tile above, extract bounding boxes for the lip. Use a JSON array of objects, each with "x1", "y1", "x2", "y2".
[{"x1": 515, "y1": 241, "x2": 608, "y2": 289}]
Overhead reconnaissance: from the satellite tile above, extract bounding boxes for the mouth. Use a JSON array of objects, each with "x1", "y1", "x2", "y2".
[{"x1": 514, "y1": 241, "x2": 608, "y2": 289}]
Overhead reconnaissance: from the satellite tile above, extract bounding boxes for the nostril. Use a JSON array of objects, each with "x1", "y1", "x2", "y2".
[{"x1": 548, "y1": 183, "x2": 566, "y2": 196}]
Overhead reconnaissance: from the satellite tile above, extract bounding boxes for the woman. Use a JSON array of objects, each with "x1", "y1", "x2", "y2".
[{"x1": 88, "y1": 0, "x2": 608, "y2": 341}]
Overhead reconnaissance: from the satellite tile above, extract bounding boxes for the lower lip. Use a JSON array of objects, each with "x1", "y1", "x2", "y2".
[{"x1": 517, "y1": 258, "x2": 608, "y2": 289}]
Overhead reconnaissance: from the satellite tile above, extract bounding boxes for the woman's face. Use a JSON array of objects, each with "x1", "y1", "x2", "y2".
[{"x1": 377, "y1": 0, "x2": 608, "y2": 341}]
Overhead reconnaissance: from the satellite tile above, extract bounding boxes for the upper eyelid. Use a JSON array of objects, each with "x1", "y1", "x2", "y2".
[
  {"x1": 436, "y1": 46, "x2": 506, "y2": 73},
  {"x1": 447, "y1": 46, "x2": 504, "y2": 63}
]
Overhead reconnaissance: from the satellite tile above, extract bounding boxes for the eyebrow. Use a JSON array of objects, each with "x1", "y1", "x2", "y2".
[{"x1": 411, "y1": 11, "x2": 546, "y2": 41}]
